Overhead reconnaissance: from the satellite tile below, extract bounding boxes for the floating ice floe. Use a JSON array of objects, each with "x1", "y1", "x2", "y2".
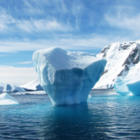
[
  {"x1": 32, "y1": 47, "x2": 106, "y2": 105},
  {"x1": 0, "y1": 93, "x2": 18, "y2": 105}
]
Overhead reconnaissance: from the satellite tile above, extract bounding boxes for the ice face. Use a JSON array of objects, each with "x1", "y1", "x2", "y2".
[
  {"x1": 127, "y1": 81, "x2": 140, "y2": 96},
  {"x1": 32, "y1": 47, "x2": 106, "y2": 105},
  {"x1": 0, "y1": 85, "x2": 4, "y2": 93},
  {"x1": 0, "y1": 93, "x2": 18, "y2": 105},
  {"x1": 125, "y1": 75, "x2": 140, "y2": 96},
  {"x1": 114, "y1": 77, "x2": 130, "y2": 95},
  {"x1": 4, "y1": 84, "x2": 12, "y2": 92}
]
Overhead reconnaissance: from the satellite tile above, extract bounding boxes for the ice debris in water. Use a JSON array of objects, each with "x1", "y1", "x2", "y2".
[
  {"x1": 32, "y1": 47, "x2": 106, "y2": 105},
  {"x1": 0, "y1": 93, "x2": 18, "y2": 105}
]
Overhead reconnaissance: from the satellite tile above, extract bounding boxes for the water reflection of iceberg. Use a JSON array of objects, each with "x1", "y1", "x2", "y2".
[{"x1": 42, "y1": 103, "x2": 108, "y2": 140}]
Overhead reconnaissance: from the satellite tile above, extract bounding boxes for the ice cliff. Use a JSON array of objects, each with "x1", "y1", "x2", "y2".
[{"x1": 32, "y1": 47, "x2": 106, "y2": 105}]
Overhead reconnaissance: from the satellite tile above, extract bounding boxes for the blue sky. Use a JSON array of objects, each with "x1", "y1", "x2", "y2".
[{"x1": 0, "y1": 0, "x2": 140, "y2": 85}]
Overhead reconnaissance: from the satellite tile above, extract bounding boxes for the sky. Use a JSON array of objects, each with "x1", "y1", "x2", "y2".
[{"x1": 0, "y1": 0, "x2": 140, "y2": 85}]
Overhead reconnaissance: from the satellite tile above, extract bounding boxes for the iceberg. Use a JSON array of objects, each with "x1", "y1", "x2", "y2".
[
  {"x1": 126, "y1": 76, "x2": 140, "y2": 96},
  {"x1": 0, "y1": 85, "x2": 4, "y2": 93},
  {"x1": 4, "y1": 84, "x2": 12, "y2": 93},
  {"x1": 0, "y1": 93, "x2": 18, "y2": 105},
  {"x1": 127, "y1": 81, "x2": 140, "y2": 96},
  {"x1": 114, "y1": 77, "x2": 130, "y2": 95},
  {"x1": 12, "y1": 85, "x2": 25, "y2": 92},
  {"x1": 32, "y1": 47, "x2": 106, "y2": 105}
]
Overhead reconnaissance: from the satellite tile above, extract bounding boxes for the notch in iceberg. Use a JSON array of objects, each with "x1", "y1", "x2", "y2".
[{"x1": 32, "y1": 48, "x2": 106, "y2": 105}]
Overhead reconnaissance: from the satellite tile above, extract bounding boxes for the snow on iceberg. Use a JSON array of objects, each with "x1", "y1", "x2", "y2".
[
  {"x1": 32, "y1": 47, "x2": 106, "y2": 105},
  {"x1": 0, "y1": 93, "x2": 18, "y2": 105}
]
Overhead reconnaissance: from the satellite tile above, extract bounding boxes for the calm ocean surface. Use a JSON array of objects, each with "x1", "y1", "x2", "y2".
[{"x1": 0, "y1": 91, "x2": 140, "y2": 140}]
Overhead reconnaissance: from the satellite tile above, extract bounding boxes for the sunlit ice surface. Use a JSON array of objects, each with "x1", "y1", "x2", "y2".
[{"x1": 0, "y1": 90, "x2": 140, "y2": 140}]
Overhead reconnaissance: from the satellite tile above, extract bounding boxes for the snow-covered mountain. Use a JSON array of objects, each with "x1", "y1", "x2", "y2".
[
  {"x1": 94, "y1": 39, "x2": 140, "y2": 89},
  {"x1": 20, "y1": 79, "x2": 43, "y2": 91}
]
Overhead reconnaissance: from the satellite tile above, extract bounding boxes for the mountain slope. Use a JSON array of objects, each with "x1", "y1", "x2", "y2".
[
  {"x1": 94, "y1": 40, "x2": 140, "y2": 89},
  {"x1": 20, "y1": 79, "x2": 43, "y2": 91}
]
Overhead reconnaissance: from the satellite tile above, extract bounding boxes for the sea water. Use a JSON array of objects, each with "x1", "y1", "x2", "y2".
[{"x1": 0, "y1": 91, "x2": 140, "y2": 140}]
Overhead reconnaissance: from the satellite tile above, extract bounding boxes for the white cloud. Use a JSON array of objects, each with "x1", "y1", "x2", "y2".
[
  {"x1": 24, "y1": 0, "x2": 68, "y2": 15},
  {"x1": 0, "y1": 6, "x2": 73, "y2": 33},
  {"x1": 24, "y1": 0, "x2": 45, "y2": 15},
  {"x1": 0, "y1": 66, "x2": 38, "y2": 85},
  {"x1": 13, "y1": 61, "x2": 33, "y2": 64},
  {"x1": 104, "y1": 6, "x2": 140, "y2": 34},
  {"x1": 0, "y1": 35, "x2": 132, "y2": 52},
  {"x1": 17, "y1": 19, "x2": 73, "y2": 32},
  {"x1": 0, "y1": 9, "x2": 15, "y2": 31}
]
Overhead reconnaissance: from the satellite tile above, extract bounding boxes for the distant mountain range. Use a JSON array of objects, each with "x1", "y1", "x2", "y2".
[{"x1": 20, "y1": 79, "x2": 43, "y2": 91}]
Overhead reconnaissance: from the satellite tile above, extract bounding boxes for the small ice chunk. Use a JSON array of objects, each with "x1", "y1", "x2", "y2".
[{"x1": 0, "y1": 93, "x2": 18, "y2": 105}]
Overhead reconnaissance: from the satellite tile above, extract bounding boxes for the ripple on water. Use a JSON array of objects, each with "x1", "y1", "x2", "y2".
[{"x1": 0, "y1": 93, "x2": 140, "y2": 140}]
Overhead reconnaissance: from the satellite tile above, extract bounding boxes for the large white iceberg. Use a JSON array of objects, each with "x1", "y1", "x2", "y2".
[
  {"x1": 32, "y1": 47, "x2": 106, "y2": 105},
  {"x1": 0, "y1": 93, "x2": 18, "y2": 105}
]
